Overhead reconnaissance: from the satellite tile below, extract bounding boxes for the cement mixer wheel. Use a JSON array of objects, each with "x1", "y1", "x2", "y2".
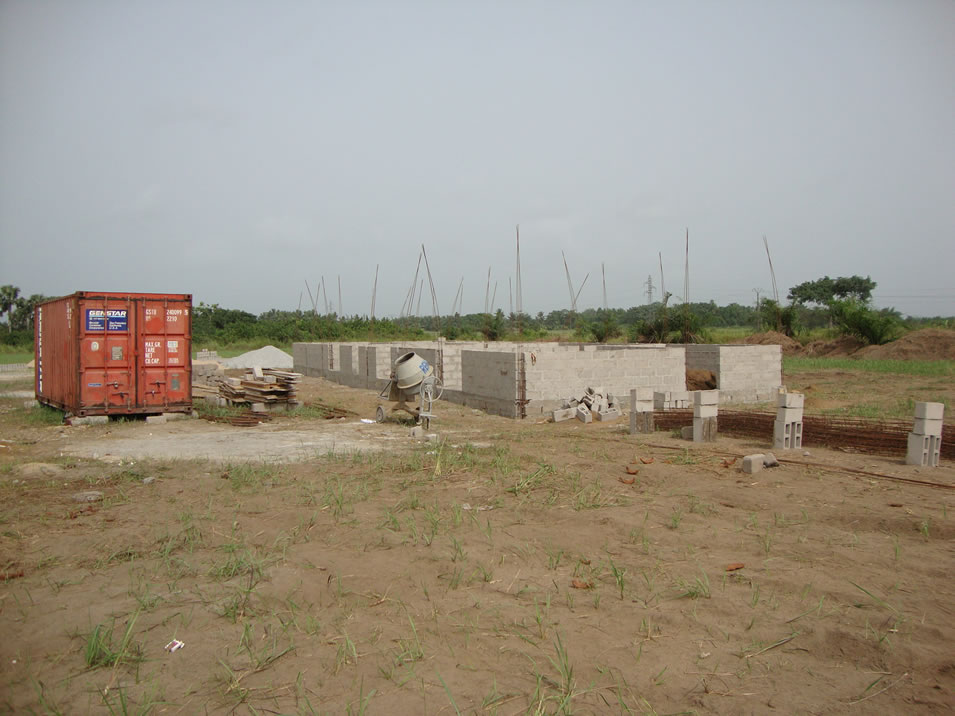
[{"x1": 375, "y1": 406, "x2": 386, "y2": 423}]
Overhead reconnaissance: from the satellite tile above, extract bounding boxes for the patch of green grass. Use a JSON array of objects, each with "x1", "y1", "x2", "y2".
[
  {"x1": 84, "y1": 612, "x2": 143, "y2": 669},
  {"x1": 289, "y1": 403, "x2": 339, "y2": 419},
  {"x1": 821, "y1": 396, "x2": 951, "y2": 420},
  {"x1": 784, "y1": 356, "x2": 953, "y2": 377},
  {"x1": 707, "y1": 326, "x2": 755, "y2": 343},
  {"x1": 0, "y1": 348, "x2": 33, "y2": 364},
  {"x1": 23, "y1": 405, "x2": 64, "y2": 425},
  {"x1": 194, "y1": 402, "x2": 245, "y2": 421}
]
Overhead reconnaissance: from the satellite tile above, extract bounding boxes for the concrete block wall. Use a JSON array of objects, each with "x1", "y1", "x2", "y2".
[
  {"x1": 521, "y1": 344, "x2": 686, "y2": 416},
  {"x1": 293, "y1": 343, "x2": 307, "y2": 372},
  {"x1": 338, "y1": 344, "x2": 358, "y2": 387},
  {"x1": 715, "y1": 345, "x2": 781, "y2": 403},
  {"x1": 685, "y1": 344, "x2": 781, "y2": 403},
  {"x1": 456, "y1": 349, "x2": 519, "y2": 417}
]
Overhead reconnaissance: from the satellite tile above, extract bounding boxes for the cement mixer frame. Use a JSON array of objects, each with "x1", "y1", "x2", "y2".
[{"x1": 376, "y1": 352, "x2": 444, "y2": 429}]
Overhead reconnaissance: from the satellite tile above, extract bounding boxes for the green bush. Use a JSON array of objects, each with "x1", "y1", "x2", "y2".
[
  {"x1": 829, "y1": 298, "x2": 902, "y2": 345},
  {"x1": 589, "y1": 311, "x2": 621, "y2": 343}
]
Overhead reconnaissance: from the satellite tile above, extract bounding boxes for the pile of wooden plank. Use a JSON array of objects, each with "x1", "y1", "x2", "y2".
[{"x1": 197, "y1": 367, "x2": 302, "y2": 411}]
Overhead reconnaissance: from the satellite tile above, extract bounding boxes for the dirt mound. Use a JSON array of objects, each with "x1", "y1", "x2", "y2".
[
  {"x1": 801, "y1": 336, "x2": 866, "y2": 357},
  {"x1": 686, "y1": 369, "x2": 717, "y2": 390},
  {"x1": 740, "y1": 331, "x2": 801, "y2": 355},
  {"x1": 854, "y1": 328, "x2": 955, "y2": 361}
]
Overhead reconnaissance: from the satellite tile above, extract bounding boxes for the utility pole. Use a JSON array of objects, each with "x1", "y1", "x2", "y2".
[
  {"x1": 753, "y1": 288, "x2": 763, "y2": 331},
  {"x1": 645, "y1": 275, "x2": 654, "y2": 305}
]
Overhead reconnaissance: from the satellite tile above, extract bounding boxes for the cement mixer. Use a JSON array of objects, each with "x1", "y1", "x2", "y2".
[{"x1": 376, "y1": 352, "x2": 443, "y2": 429}]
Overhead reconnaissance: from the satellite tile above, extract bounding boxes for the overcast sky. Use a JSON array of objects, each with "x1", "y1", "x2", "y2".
[{"x1": 1, "y1": 1, "x2": 953, "y2": 318}]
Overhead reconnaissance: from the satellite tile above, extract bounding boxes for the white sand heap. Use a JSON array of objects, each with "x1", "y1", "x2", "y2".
[{"x1": 220, "y1": 345, "x2": 293, "y2": 370}]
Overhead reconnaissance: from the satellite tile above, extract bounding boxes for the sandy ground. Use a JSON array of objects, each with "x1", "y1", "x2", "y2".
[
  {"x1": 61, "y1": 420, "x2": 417, "y2": 463},
  {"x1": 0, "y1": 373, "x2": 952, "y2": 714}
]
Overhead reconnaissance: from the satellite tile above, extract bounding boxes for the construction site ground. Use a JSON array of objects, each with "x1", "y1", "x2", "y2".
[{"x1": 0, "y1": 366, "x2": 952, "y2": 714}]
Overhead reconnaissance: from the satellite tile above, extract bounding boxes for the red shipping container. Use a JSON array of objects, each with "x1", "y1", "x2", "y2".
[{"x1": 35, "y1": 292, "x2": 192, "y2": 417}]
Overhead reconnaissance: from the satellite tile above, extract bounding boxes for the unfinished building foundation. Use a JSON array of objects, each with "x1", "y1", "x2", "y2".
[{"x1": 294, "y1": 340, "x2": 783, "y2": 419}]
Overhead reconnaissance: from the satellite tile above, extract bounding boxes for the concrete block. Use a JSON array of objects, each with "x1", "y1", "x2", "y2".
[
  {"x1": 693, "y1": 390, "x2": 719, "y2": 406},
  {"x1": 776, "y1": 407, "x2": 804, "y2": 424},
  {"x1": 693, "y1": 416, "x2": 717, "y2": 442},
  {"x1": 89, "y1": 415, "x2": 109, "y2": 425},
  {"x1": 680, "y1": 426, "x2": 694, "y2": 440},
  {"x1": 742, "y1": 454, "x2": 765, "y2": 474},
  {"x1": 145, "y1": 415, "x2": 167, "y2": 425},
  {"x1": 913, "y1": 417, "x2": 943, "y2": 436},
  {"x1": 631, "y1": 388, "x2": 653, "y2": 401},
  {"x1": 634, "y1": 400, "x2": 653, "y2": 412},
  {"x1": 552, "y1": 407, "x2": 576, "y2": 423},
  {"x1": 595, "y1": 407, "x2": 622, "y2": 422},
  {"x1": 576, "y1": 405, "x2": 592, "y2": 423},
  {"x1": 777, "y1": 392, "x2": 804, "y2": 408},
  {"x1": 162, "y1": 412, "x2": 189, "y2": 421},
  {"x1": 773, "y1": 420, "x2": 803, "y2": 450},
  {"x1": 929, "y1": 435, "x2": 941, "y2": 467},
  {"x1": 410, "y1": 426, "x2": 424, "y2": 439},
  {"x1": 914, "y1": 402, "x2": 944, "y2": 420},
  {"x1": 906, "y1": 432, "x2": 930, "y2": 465},
  {"x1": 251, "y1": 403, "x2": 267, "y2": 413},
  {"x1": 693, "y1": 404, "x2": 718, "y2": 419},
  {"x1": 763, "y1": 453, "x2": 779, "y2": 467},
  {"x1": 23, "y1": 399, "x2": 39, "y2": 409}
]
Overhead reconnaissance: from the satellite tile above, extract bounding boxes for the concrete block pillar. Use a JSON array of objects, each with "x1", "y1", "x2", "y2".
[
  {"x1": 692, "y1": 390, "x2": 719, "y2": 442},
  {"x1": 630, "y1": 388, "x2": 655, "y2": 434},
  {"x1": 773, "y1": 392, "x2": 804, "y2": 450},
  {"x1": 906, "y1": 402, "x2": 944, "y2": 466}
]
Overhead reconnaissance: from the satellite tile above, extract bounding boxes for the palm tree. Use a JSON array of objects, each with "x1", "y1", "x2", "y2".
[{"x1": 0, "y1": 285, "x2": 20, "y2": 333}]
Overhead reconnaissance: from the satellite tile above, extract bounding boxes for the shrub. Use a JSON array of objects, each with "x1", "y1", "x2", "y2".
[{"x1": 830, "y1": 298, "x2": 902, "y2": 345}]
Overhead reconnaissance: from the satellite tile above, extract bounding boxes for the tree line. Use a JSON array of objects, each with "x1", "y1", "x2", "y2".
[{"x1": 2, "y1": 276, "x2": 950, "y2": 349}]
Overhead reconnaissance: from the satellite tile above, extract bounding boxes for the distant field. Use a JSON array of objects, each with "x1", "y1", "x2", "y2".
[
  {"x1": 784, "y1": 356, "x2": 953, "y2": 377},
  {"x1": 0, "y1": 349, "x2": 32, "y2": 365}
]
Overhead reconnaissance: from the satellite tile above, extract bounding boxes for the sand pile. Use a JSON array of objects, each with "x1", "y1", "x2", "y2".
[
  {"x1": 220, "y1": 345, "x2": 293, "y2": 370},
  {"x1": 801, "y1": 336, "x2": 865, "y2": 357},
  {"x1": 854, "y1": 328, "x2": 955, "y2": 361},
  {"x1": 740, "y1": 331, "x2": 802, "y2": 355}
]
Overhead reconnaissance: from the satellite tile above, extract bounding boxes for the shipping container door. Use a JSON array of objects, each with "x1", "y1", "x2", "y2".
[
  {"x1": 137, "y1": 298, "x2": 190, "y2": 407},
  {"x1": 79, "y1": 297, "x2": 135, "y2": 410}
]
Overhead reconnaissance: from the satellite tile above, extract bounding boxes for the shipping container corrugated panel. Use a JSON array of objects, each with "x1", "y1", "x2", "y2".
[{"x1": 35, "y1": 292, "x2": 192, "y2": 416}]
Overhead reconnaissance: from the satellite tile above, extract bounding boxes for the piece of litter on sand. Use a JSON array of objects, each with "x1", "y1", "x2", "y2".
[
  {"x1": 165, "y1": 640, "x2": 185, "y2": 652},
  {"x1": 360, "y1": 419, "x2": 375, "y2": 424},
  {"x1": 461, "y1": 503, "x2": 494, "y2": 512}
]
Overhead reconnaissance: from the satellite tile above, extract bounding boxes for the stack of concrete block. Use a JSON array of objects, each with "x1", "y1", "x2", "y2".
[
  {"x1": 653, "y1": 390, "x2": 690, "y2": 411},
  {"x1": 192, "y1": 359, "x2": 224, "y2": 385},
  {"x1": 906, "y1": 402, "x2": 943, "y2": 467},
  {"x1": 630, "y1": 388, "x2": 655, "y2": 434},
  {"x1": 773, "y1": 392, "x2": 804, "y2": 450},
  {"x1": 552, "y1": 386, "x2": 621, "y2": 423},
  {"x1": 195, "y1": 349, "x2": 220, "y2": 361},
  {"x1": 692, "y1": 390, "x2": 719, "y2": 442}
]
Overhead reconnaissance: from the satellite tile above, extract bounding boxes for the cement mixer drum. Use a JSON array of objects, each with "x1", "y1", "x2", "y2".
[{"x1": 395, "y1": 352, "x2": 434, "y2": 391}]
